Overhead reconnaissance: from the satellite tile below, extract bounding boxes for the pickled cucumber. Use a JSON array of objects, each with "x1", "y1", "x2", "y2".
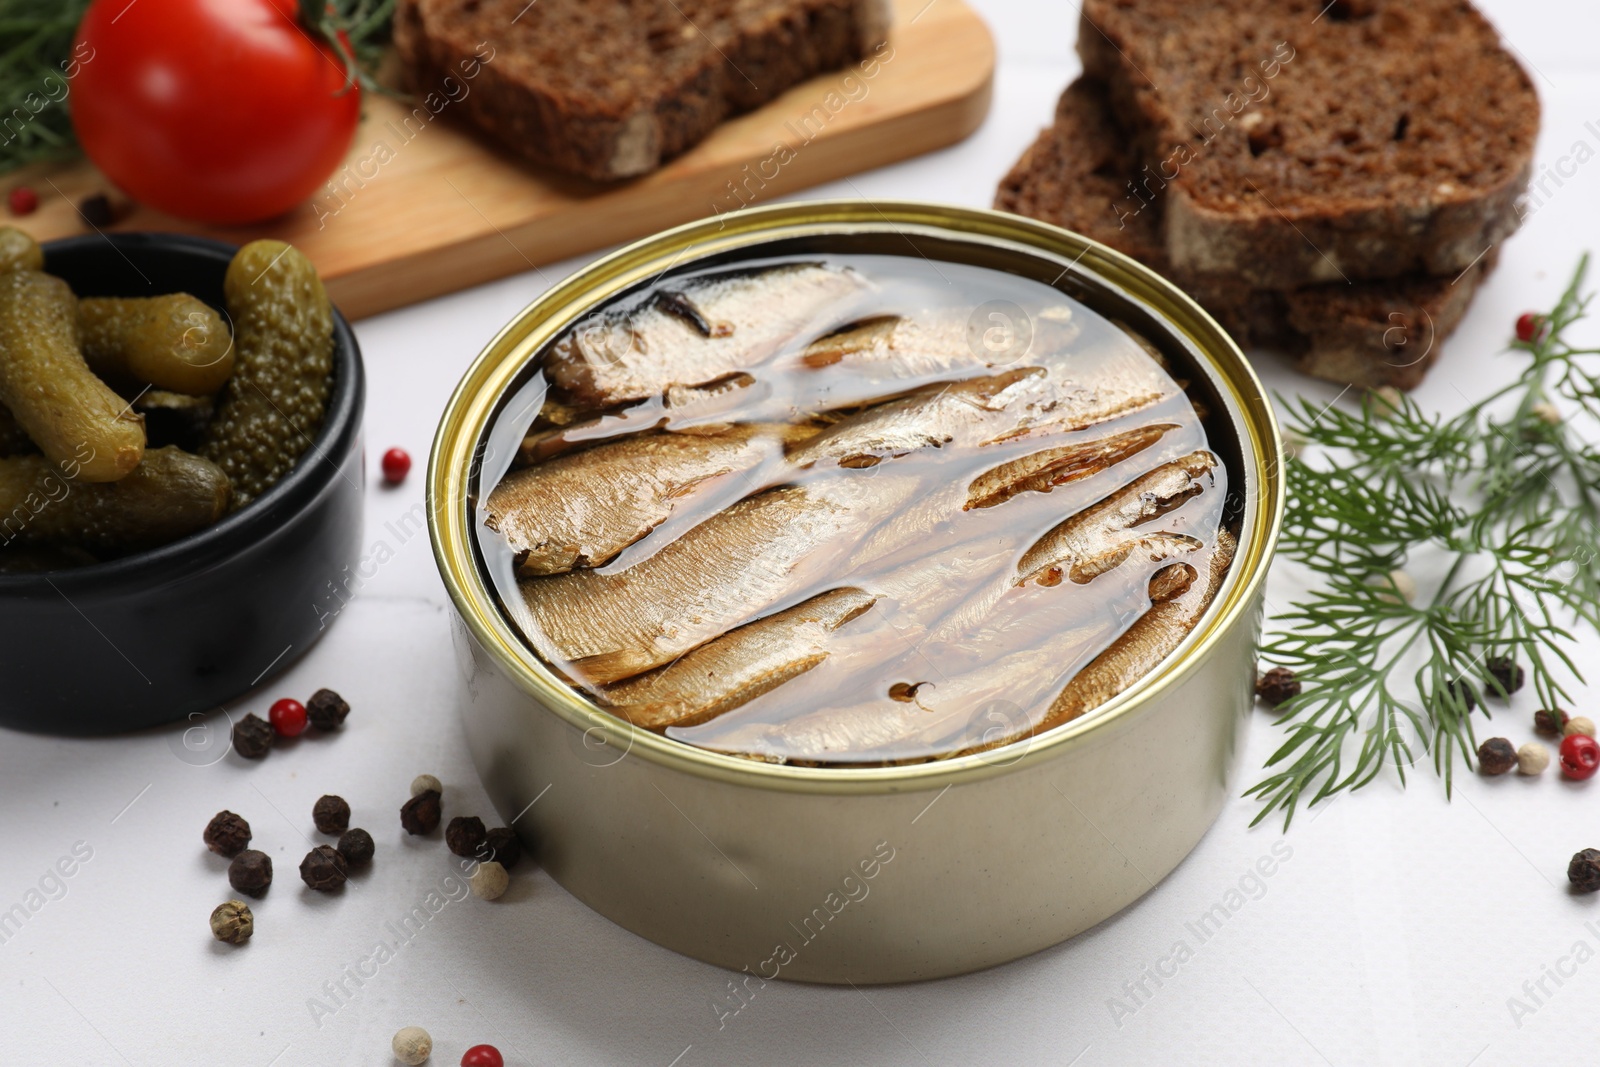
[
  {"x1": 0, "y1": 270, "x2": 145, "y2": 482},
  {"x1": 0, "y1": 446, "x2": 229, "y2": 555},
  {"x1": 80, "y1": 294, "x2": 234, "y2": 395},
  {"x1": 0, "y1": 226, "x2": 42, "y2": 273},
  {"x1": 199, "y1": 241, "x2": 333, "y2": 508}
]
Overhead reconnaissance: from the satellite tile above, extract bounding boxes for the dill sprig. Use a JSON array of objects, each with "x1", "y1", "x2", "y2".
[
  {"x1": 1249, "y1": 254, "x2": 1600, "y2": 828},
  {"x1": 0, "y1": 0, "x2": 397, "y2": 177},
  {"x1": 301, "y1": 0, "x2": 398, "y2": 96},
  {"x1": 0, "y1": 1, "x2": 93, "y2": 175}
]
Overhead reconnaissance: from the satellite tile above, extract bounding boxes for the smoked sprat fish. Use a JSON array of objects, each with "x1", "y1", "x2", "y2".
[
  {"x1": 965, "y1": 423, "x2": 1177, "y2": 510},
  {"x1": 486, "y1": 423, "x2": 811, "y2": 576},
  {"x1": 796, "y1": 314, "x2": 996, "y2": 391},
  {"x1": 798, "y1": 306, "x2": 1082, "y2": 379},
  {"x1": 952, "y1": 533, "x2": 1235, "y2": 760},
  {"x1": 604, "y1": 588, "x2": 878, "y2": 730},
  {"x1": 1016, "y1": 451, "x2": 1217, "y2": 586},
  {"x1": 487, "y1": 252, "x2": 1236, "y2": 765},
  {"x1": 1035, "y1": 529, "x2": 1237, "y2": 732},
  {"x1": 788, "y1": 369, "x2": 1042, "y2": 469},
  {"x1": 519, "y1": 478, "x2": 914, "y2": 685},
  {"x1": 790, "y1": 341, "x2": 1176, "y2": 471},
  {"x1": 542, "y1": 263, "x2": 869, "y2": 408},
  {"x1": 717, "y1": 624, "x2": 1104, "y2": 764},
  {"x1": 517, "y1": 374, "x2": 770, "y2": 466}
]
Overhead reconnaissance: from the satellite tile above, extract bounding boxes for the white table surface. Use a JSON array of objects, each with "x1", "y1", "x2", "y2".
[{"x1": 5, "y1": 1, "x2": 1598, "y2": 1063}]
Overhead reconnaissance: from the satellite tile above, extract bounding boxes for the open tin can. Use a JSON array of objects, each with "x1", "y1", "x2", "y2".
[{"x1": 429, "y1": 201, "x2": 1283, "y2": 983}]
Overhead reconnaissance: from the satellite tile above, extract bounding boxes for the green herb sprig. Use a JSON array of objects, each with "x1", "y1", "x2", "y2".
[
  {"x1": 1249, "y1": 255, "x2": 1600, "y2": 828},
  {"x1": 301, "y1": 0, "x2": 398, "y2": 96},
  {"x1": 0, "y1": 1, "x2": 94, "y2": 175}
]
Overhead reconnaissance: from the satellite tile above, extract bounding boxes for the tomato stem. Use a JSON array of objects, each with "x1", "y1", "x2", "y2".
[{"x1": 298, "y1": 0, "x2": 400, "y2": 99}]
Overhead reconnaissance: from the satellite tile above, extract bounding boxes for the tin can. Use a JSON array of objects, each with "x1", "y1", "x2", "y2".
[{"x1": 429, "y1": 201, "x2": 1283, "y2": 983}]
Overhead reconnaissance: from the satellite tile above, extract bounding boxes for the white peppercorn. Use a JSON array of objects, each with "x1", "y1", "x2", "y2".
[
  {"x1": 1565, "y1": 717, "x2": 1596, "y2": 739},
  {"x1": 1370, "y1": 386, "x2": 1404, "y2": 418},
  {"x1": 1371, "y1": 568, "x2": 1417, "y2": 605},
  {"x1": 469, "y1": 861, "x2": 509, "y2": 901},
  {"x1": 392, "y1": 1025, "x2": 432, "y2": 1065},
  {"x1": 1517, "y1": 742, "x2": 1550, "y2": 776},
  {"x1": 410, "y1": 774, "x2": 442, "y2": 797}
]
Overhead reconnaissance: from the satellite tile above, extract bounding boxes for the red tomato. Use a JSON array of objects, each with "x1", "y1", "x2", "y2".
[{"x1": 72, "y1": 0, "x2": 360, "y2": 225}]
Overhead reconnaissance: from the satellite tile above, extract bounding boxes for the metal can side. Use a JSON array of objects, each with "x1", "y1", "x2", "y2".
[{"x1": 429, "y1": 200, "x2": 1284, "y2": 984}]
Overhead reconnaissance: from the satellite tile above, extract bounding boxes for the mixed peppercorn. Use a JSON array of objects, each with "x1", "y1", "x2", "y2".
[
  {"x1": 1257, "y1": 662, "x2": 1593, "y2": 784},
  {"x1": 299, "y1": 845, "x2": 349, "y2": 891},
  {"x1": 381, "y1": 446, "x2": 412, "y2": 486},
  {"x1": 227, "y1": 850, "x2": 273, "y2": 897},
  {"x1": 312, "y1": 794, "x2": 351, "y2": 835},
  {"x1": 1570, "y1": 850, "x2": 1600, "y2": 893},
  {"x1": 199, "y1": 686, "x2": 532, "y2": 1060},
  {"x1": 392, "y1": 1026, "x2": 505, "y2": 1065},
  {"x1": 207, "y1": 686, "x2": 529, "y2": 949},
  {"x1": 231, "y1": 687, "x2": 351, "y2": 760},
  {"x1": 1257, "y1": 662, "x2": 1600, "y2": 895}
]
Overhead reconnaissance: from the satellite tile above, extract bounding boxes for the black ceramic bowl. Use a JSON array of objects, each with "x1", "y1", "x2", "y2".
[{"x1": 0, "y1": 233, "x2": 365, "y2": 735}]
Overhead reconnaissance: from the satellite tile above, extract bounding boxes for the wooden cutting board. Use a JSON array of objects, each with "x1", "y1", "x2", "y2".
[{"x1": 15, "y1": 0, "x2": 993, "y2": 320}]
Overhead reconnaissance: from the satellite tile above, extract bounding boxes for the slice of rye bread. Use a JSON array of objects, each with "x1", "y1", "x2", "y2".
[
  {"x1": 393, "y1": 0, "x2": 891, "y2": 181},
  {"x1": 994, "y1": 80, "x2": 1493, "y2": 390},
  {"x1": 1075, "y1": 0, "x2": 1536, "y2": 290}
]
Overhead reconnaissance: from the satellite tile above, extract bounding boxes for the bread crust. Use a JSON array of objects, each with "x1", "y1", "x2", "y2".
[
  {"x1": 1076, "y1": 0, "x2": 1537, "y2": 289},
  {"x1": 994, "y1": 80, "x2": 1492, "y2": 389},
  {"x1": 394, "y1": 0, "x2": 892, "y2": 182}
]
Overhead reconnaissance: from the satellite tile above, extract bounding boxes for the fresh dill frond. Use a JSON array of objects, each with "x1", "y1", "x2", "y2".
[
  {"x1": 0, "y1": 1, "x2": 94, "y2": 176},
  {"x1": 1249, "y1": 254, "x2": 1600, "y2": 828},
  {"x1": 301, "y1": 0, "x2": 400, "y2": 97}
]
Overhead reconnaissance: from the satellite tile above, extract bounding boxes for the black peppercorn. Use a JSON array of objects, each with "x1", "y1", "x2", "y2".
[
  {"x1": 1485, "y1": 655, "x2": 1525, "y2": 697},
  {"x1": 1535, "y1": 708, "x2": 1571, "y2": 737},
  {"x1": 77, "y1": 192, "x2": 115, "y2": 228},
  {"x1": 1477, "y1": 737, "x2": 1517, "y2": 775},
  {"x1": 306, "y1": 688, "x2": 350, "y2": 731},
  {"x1": 1440, "y1": 678, "x2": 1477, "y2": 713},
  {"x1": 446, "y1": 816, "x2": 487, "y2": 858},
  {"x1": 232, "y1": 713, "x2": 275, "y2": 760},
  {"x1": 337, "y1": 828, "x2": 375, "y2": 866},
  {"x1": 401, "y1": 790, "x2": 441, "y2": 835},
  {"x1": 203, "y1": 811, "x2": 252, "y2": 857},
  {"x1": 1255, "y1": 667, "x2": 1301, "y2": 707},
  {"x1": 1569, "y1": 849, "x2": 1600, "y2": 893},
  {"x1": 299, "y1": 845, "x2": 348, "y2": 891},
  {"x1": 313, "y1": 794, "x2": 351, "y2": 835},
  {"x1": 228, "y1": 850, "x2": 273, "y2": 897},
  {"x1": 484, "y1": 827, "x2": 522, "y2": 870}
]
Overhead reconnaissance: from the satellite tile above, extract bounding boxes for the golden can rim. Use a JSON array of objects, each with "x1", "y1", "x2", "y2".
[{"x1": 428, "y1": 199, "x2": 1285, "y2": 796}]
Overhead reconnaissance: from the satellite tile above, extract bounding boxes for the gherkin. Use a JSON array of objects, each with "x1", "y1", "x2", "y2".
[
  {"x1": 79, "y1": 293, "x2": 234, "y2": 396},
  {"x1": 0, "y1": 226, "x2": 42, "y2": 273},
  {"x1": 199, "y1": 241, "x2": 334, "y2": 509},
  {"x1": 0, "y1": 269, "x2": 145, "y2": 482},
  {"x1": 0, "y1": 446, "x2": 229, "y2": 554}
]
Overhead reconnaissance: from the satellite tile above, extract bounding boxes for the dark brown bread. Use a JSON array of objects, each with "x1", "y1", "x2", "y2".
[
  {"x1": 394, "y1": 0, "x2": 891, "y2": 181},
  {"x1": 995, "y1": 80, "x2": 1491, "y2": 389},
  {"x1": 1076, "y1": 0, "x2": 1536, "y2": 289}
]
